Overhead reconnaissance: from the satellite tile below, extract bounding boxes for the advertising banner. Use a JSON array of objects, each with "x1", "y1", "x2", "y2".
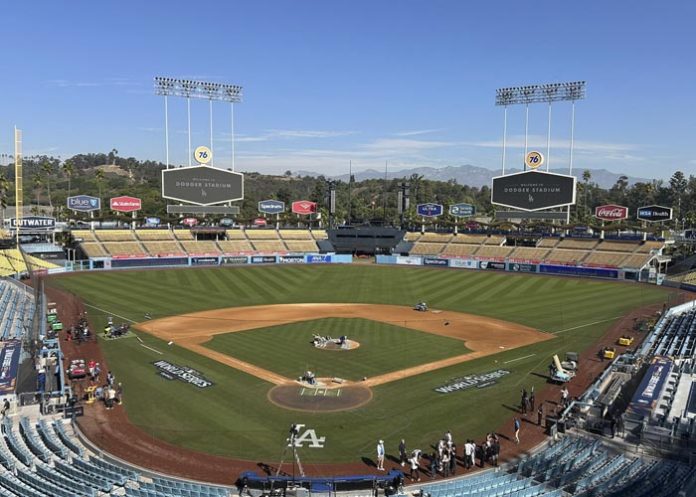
[
  {"x1": 395, "y1": 256, "x2": 422, "y2": 266},
  {"x1": 9, "y1": 216, "x2": 55, "y2": 230},
  {"x1": 449, "y1": 203, "x2": 476, "y2": 217},
  {"x1": 0, "y1": 341, "x2": 21, "y2": 394},
  {"x1": 279, "y1": 255, "x2": 305, "y2": 264},
  {"x1": 423, "y1": 257, "x2": 448, "y2": 266},
  {"x1": 292, "y1": 200, "x2": 317, "y2": 215},
  {"x1": 594, "y1": 204, "x2": 629, "y2": 221},
  {"x1": 491, "y1": 171, "x2": 576, "y2": 211},
  {"x1": 508, "y1": 262, "x2": 537, "y2": 273},
  {"x1": 307, "y1": 254, "x2": 332, "y2": 264},
  {"x1": 67, "y1": 195, "x2": 100, "y2": 212},
  {"x1": 258, "y1": 199, "x2": 285, "y2": 215},
  {"x1": 181, "y1": 218, "x2": 198, "y2": 227},
  {"x1": 191, "y1": 257, "x2": 219, "y2": 265},
  {"x1": 221, "y1": 256, "x2": 248, "y2": 265},
  {"x1": 416, "y1": 203, "x2": 444, "y2": 218},
  {"x1": 251, "y1": 255, "x2": 277, "y2": 264},
  {"x1": 145, "y1": 217, "x2": 161, "y2": 226},
  {"x1": 629, "y1": 357, "x2": 672, "y2": 416},
  {"x1": 539, "y1": 264, "x2": 619, "y2": 279},
  {"x1": 162, "y1": 166, "x2": 244, "y2": 205},
  {"x1": 479, "y1": 261, "x2": 506, "y2": 270},
  {"x1": 637, "y1": 205, "x2": 673, "y2": 223},
  {"x1": 110, "y1": 196, "x2": 142, "y2": 213},
  {"x1": 448, "y1": 258, "x2": 478, "y2": 269}
]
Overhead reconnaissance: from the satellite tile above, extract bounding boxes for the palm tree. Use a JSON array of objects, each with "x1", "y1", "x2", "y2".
[
  {"x1": 109, "y1": 148, "x2": 118, "y2": 165},
  {"x1": 582, "y1": 170, "x2": 591, "y2": 218},
  {"x1": 32, "y1": 172, "x2": 42, "y2": 208},
  {"x1": 41, "y1": 160, "x2": 54, "y2": 212},
  {"x1": 62, "y1": 160, "x2": 74, "y2": 199},
  {"x1": 0, "y1": 171, "x2": 10, "y2": 225},
  {"x1": 95, "y1": 168, "x2": 105, "y2": 213}
]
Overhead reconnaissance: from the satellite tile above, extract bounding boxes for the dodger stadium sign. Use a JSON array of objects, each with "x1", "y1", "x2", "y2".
[
  {"x1": 434, "y1": 369, "x2": 510, "y2": 394},
  {"x1": 153, "y1": 360, "x2": 213, "y2": 388}
]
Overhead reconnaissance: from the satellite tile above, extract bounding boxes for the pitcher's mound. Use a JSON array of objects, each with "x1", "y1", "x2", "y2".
[
  {"x1": 318, "y1": 339, "x2": 360, "y2": 351},
  {"x1": 268, "y1": 383, "x2": 372, "y2": 412}
]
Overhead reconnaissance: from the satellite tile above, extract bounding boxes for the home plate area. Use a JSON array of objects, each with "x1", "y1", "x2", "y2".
[{"x1": 268, "y1": 382, "x2": 373, "y2": 412}]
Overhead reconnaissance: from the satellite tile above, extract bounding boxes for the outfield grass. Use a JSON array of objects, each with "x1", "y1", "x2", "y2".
[
  {"x1": 205, "y1": 317, "x2": 470, "y2": 381},
  {"x1": 50, "y1": 265, "x2": 672, "y2": 462}
]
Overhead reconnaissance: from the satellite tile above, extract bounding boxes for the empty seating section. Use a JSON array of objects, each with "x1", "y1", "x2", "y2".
[
  {"x1": 246, "y1": 230, "x2": 280, "y2": 240},
  {"x1": 179, "y1": 241, "x2": 221, "y2": 255},
  {"x1": 95, "y1": 230, "x2": 136, "y2": 242},
  {"x1": 136, "y1": 230, "x2": 174, "y2": 241},
  {"x1": 311, "y1": 230, "x2": 328, "y2": 240},
  {"x1": 0, "y1": 417, "x2": 233, "y2": 497},
  {"x1": 475, "y1": 246, "x2": 513, "y2": 259},
  {"x1": 483, "y1": 235, "x2": 505, "y2": 245},
  {"x1": 217, "y1": 240, "x2": 254, "y2": 253},
  {"x1": 537, "y1": 238, "x2": 559, "y2": 248},
  {"x1": 0, "y1": 280, "x2": 35, "y2": 340},
  {"x1": 419, "y1": 233, "x2": 453, "y2": 243},
  {"x1": 285, "y1": 241, "x2": 319, "y2": 252},
  {"x1": 103, "y1": 242, "x2": 147, "y2": 257},
  {"x1": 410, "y1": 243, "x2": 446, "y2": 255},
  {"x1": 224, "y1": 229, "x2": 247, "y2": 239},
  {"x1": 142, "y1": 242, "x2": 185, "y2": 256},
  {"x1": 546, "y1": 249, "x2": 588, "y2": 264},
  {"x1": 71, "y1": 230, "x2": 96, "y2": 242},
  {"x1": 636, "y1": 241, "x2": 663, "y2": 253},
  {"x1": 645, "y1": 308, "x2": 696, "y2": 359},
  {"x1": 596, "y1": 241, "x2": 639, "y2": 252},
  {"x1": 173, "y1": 230, "x2": 195, "y2": 240},
  {"x1": 80, "y1": 242, "x2": 108, "y2": 258},
  {"x1": 280, "y1": 230, "x2": 313, "y2": 240},
  {"x1": 442, "y1": 244, "x2": 479, "y2": 257},
  {"x1": 404, "y1": 232, "x2": 421, "y2": 242},
  {"x1": 509, "y1": 247, "x2": 550, "y2": 261},
  {"x1": 557, "y1": 239, "x2": 598, "y2": 250},
  {"x1": 0, "y1": 249, "x2": 59, "y2": 277},
  {"x1": 250, "y1": 240, "x2": 287, "y2": 253},
  {"x1": 583, "y1": 252, "x2": 628, "y2": 267},
  {"x1": 621, "y1": 254, "x2": 651, "y2": 269},
  {"x1": 451, "y1": 234, "x2": 488, "y2": 244}
]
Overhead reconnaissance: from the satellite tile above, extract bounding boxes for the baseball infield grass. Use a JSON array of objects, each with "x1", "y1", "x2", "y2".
[
  {"x1": 205, "y1": 317, "x2": 470, "y2": 381},
  {"x1": 50, "y1": 265, "x2": 672, "y2": 463}
]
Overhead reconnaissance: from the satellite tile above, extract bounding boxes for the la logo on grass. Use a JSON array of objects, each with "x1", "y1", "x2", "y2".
[{"x1": 288, "y1": 424, "x2": 326, "y2": 448}]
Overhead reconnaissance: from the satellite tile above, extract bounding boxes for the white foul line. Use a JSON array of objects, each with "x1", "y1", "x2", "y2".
[
  {"x1": 504, "y1": 354, "x2": 536, "y2": 364},
  {"x1": 84, "y1": 303, "x2": 137, "y2": 324},
  {"x1": 552, "y1": 316, "x2": 624, "y2": 335},
  {"x1": 139, "y1": 343, "x2": 163, "y2": 355}
]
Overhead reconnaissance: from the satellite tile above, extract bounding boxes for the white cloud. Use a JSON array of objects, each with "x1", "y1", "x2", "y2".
[
  {"x1": 393, "y1": 128, "x2": 444, "y2": 137},
  {"x1": 462, "y1": 135, "x2": 638, "y2": 153},
  {"x1": 228, "y1": 129, "x2": 356, "y2": 143}
]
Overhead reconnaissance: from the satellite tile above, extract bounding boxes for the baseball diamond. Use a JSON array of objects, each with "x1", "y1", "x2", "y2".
[{"x1": 47, "y1": 264, "x2": 671, "y2": 473}]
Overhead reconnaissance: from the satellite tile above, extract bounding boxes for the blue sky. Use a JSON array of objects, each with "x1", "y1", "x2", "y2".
[{"x1": 1, "y1": 1, "x2": 694, "y2": 179}]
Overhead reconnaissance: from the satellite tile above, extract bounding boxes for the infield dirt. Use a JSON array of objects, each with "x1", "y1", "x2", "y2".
[{"x1": 137, "y1": 303, "x2": 552, "y2": 387}]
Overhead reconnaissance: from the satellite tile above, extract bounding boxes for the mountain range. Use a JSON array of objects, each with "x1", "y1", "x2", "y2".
[{"x1": 295, "y1": 165, "x2": 649, "y2": 189}]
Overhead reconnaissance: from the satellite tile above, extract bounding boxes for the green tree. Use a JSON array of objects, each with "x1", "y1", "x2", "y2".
[
  {"x1": 62, "y1": 160, "x2": 74, "y2": 199},
  {"x1": 41, "y1": 160, "x2": 54, "y2": 212},
  {"x1": 32, "y1": 172, "x2": 42, "y2": 207},
  {"x1": 95, "y1": 168, "x2": 106, "y2": 214}
]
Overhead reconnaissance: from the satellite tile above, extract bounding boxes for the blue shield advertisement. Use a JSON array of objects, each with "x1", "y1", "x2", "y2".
[
  {"x1": 416, "y1": 203, "x2": 443, "y2": 218},
  {"x1": 449, "y1": 203, "x2": 476, "y2": 217},
  {"x1": 258, "y1": 200, "x2": 285, "y2": 215},
  {"x1": 68, "y1": 195, "x2": 101, "y2": 212}
]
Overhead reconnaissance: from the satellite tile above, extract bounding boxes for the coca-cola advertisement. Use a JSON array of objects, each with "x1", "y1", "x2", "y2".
[{"x1": 594, "y1": 204, "x2": 628, "y2": 221}]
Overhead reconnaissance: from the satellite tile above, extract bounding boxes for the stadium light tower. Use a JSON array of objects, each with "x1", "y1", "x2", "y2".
[
  {"x1": 154, "y1": 77, "x2": 243, "y2": 169},
  {"x1": 495, "y1": 81, "x2": 586, "y2": 174}
]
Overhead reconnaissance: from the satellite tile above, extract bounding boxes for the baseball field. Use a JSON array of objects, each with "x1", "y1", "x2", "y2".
[{"x1": 50, "y1": 265, "x2": 670, "y2": 464}]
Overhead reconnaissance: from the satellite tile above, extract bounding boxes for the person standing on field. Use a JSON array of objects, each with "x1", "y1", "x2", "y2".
[{"x1": 376, "y1": 440, "x2": 385, "y2": 470}]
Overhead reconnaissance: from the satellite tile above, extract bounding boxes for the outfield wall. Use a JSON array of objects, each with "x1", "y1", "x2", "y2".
[{"x1": 376, "y1": 255, "x2": 634, "y2": 281}]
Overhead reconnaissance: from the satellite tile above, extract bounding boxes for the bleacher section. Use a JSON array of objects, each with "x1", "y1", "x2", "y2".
[
  {"x1": 642, "y1": 306, "x2": 696, "y2": 359},
  {"x1": 508, "y1": 247, "x2": 551, "y2": 262},
  {"x1": 0, "y1": 249, "x2": 59, "y2": 277},
  {"x1": 0, "y1": 417, "x2": 232, "y2": 497},
  {"x1": 76, "y1": 229, "x2": 329, "y2": 259},
  {"x1": 0, "y1": 280, "x2": 35, "y2": 340},
  {"x1": 420, "y1": 436, "x2": 695, "y2": 497}
]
